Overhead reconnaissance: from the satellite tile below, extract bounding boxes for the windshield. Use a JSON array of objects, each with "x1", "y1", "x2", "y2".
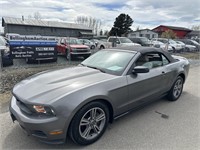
[
  {"x1": 191, "y1": 40, "x2": 199, "y2": 45},
  {"x1": 176, "y1": 41, "x2": 184, "y2": 44},
  {"x1": 120, "y1": 38, "x2": 133, "y2": 43},
  {"x1": 140, "y1": 38, "x2": 150, "y2": 43},
  {"x1": 81, "y1": 50, "x2": 136, "y2": 75},
  {"x1": 66, "y1": 38, "x2": 82, "y2": 45},
  {"x1": 169, "y1": 40, "x2": 177, "y2": 44},
  {"x1": 158, "y1": 39, "x2": 168, "y2": 43}
]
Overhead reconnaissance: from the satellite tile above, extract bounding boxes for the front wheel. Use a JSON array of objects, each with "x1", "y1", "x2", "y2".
[
  {"x1": 69, "y1": 101, "x2": 109, "y2": 145},
  {"x1": 91, "y1": 45, "x2": 95, "y2": 49},
  {"x1": 167, "y1": 76, "x2": 183, "y2": 101}
]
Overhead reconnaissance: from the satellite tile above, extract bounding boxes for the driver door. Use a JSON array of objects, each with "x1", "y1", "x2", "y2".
[{"x1": 125, "y1": 53, "x2": 168, "y2": 109}]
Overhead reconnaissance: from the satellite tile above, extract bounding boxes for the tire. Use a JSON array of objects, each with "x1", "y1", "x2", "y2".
[
  {"x1": 172, "y1": 47, "x2": 176, "y2": 53},
  {"x1": 69, "y1": 101, "x2": 109, "y2": 145},
  {"x1": 167, "y1": 76, "x2": 183, "y2": 101},
  {"x1": 52, "y1": 58, "x2": 57, "y2": 62},
  {"x1": 100, "y1": 46, "x2": 105, "y2": 50},
  {"x1": 91, "y1": 45, "x2": 95, "y2": 49}
]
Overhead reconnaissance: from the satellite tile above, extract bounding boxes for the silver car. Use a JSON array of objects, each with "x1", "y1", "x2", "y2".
[{"x1": 10, "y1": 47, "x2": 190, "y2": 145}]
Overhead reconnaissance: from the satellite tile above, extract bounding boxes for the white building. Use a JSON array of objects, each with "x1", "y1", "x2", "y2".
[{"x1": 128, "y1": 29, "x2": 158, "y2": 39}]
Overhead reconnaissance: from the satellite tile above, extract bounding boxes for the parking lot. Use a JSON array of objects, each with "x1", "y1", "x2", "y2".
[{"x1": 0, "y1": 64, "x2": 199, "y2": 149}]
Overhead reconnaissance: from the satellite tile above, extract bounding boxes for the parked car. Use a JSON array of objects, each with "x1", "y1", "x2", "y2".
[
  {"x1": 175, "y1": 40, "x2": 196, "y2": 52},
  {"x1": 177, "y1": 39, "x2": 200, "y2": 51},
  {"x1": 151, "y1": 41, "x2": 173, "y2": 52},
  {"x1": 79, "y1": 39, "x2": 96, "y2": 49},
  {"x1": 151, "y1": 38, "x2": 182, "y2": 52},
  {"x1": 0, "y1": 36, "x2": 13, "y2": 67},
  {"x1": 108, "y1": 36, "x2": 141, "y2": 47},
  {"x1": 175, "y1": 41, "x2": 186, "y2": 51},
  {"x1": 57, "y1": 37, "x2": 91, "y2": 60},
  {"x1": 96, "y1": 39, "x2": 112, "y2": 49},
  {"x1": 10, "y1": 47, "x2": 189, "y2": 145},
  {"x1": 129, "y1": 37, "x2": 152, "y2": 46},
  {"x1": 90, "y1": 39, "x2": 99, "y2": 47}
]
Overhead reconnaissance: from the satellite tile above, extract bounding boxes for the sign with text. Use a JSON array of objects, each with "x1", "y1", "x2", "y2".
[{"x1": 8, "y1": 35, "x2": 57, "y2": 60}]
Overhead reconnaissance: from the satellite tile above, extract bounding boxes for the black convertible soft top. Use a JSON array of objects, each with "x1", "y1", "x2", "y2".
[{"x1": 109, "y1": 46, "x2": 176, "y2": 63}]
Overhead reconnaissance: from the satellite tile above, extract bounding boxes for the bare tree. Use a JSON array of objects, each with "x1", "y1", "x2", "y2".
[
  {"x1": 28, "y1": 15, "x2": 32, "y2": 19},
  {"x1": 75, "y1": 16, "x2": 102, "y2": 35},
  {"x1": 191, "y1": 25, "x2": 200, "y2": 31},
  {"x1": 34, "y1": 12, "x2": 42, "y2": 20}
]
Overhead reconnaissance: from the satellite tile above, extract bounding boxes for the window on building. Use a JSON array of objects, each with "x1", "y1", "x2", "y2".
[{"x1": 145, "y1": 34, "x2": 150, "y2": 39}]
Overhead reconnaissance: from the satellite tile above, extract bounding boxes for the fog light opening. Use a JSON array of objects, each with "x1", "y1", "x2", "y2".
[{"x1": 49, "y1": 130, "x2": 63, "y2": 135}]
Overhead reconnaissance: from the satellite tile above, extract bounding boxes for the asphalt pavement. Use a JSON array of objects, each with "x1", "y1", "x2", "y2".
[{"x1": 0, "y1": 66, "x2": 199, "y2": 150}]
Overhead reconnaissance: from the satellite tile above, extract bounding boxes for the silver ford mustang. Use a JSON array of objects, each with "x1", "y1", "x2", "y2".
[{"x1": 9, "y1": 47, "x2": 190, "y2": 145}]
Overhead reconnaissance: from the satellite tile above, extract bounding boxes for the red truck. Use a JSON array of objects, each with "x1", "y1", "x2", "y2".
[{"x1": 57, "y1": 37, "x2": 91, "y2": 60}]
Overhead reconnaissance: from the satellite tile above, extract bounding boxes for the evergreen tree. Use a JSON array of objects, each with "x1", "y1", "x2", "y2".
[{"x1": 109, "y1": 13, "x2": 133, "y2": 36}]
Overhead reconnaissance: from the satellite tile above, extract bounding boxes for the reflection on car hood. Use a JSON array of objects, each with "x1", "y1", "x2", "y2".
[{"x1": 13, "y1": 67, "x2": 115, "y2": 103}]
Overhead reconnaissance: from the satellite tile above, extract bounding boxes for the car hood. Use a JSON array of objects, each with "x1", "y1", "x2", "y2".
[{"x1": 13, "y1": 67, "x2": 116, "y2": 104}]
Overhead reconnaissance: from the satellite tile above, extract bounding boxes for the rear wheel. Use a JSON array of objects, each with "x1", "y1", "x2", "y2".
[
  {"x1": 100, "y1": 46, "x2": 105, "y2": 50},
  {"x1": 69, "y1": 101, "x2": 109, "y2": 145},
  {"x1": 167, "y1": 76, "x2": 183, "y2": 101}
]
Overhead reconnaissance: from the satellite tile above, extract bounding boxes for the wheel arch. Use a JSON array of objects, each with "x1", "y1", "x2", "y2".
[
  {"x1": 67, "y1": 98, "x2": 114, "y2": 138},
  {"x1": 178, "y1": 73, "x2": 185, "y2": 83}
]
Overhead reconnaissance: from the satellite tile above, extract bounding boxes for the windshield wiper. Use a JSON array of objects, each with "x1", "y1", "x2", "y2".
[{"x1": 81, "y1": 64, "x2": 105, "y2": 73}]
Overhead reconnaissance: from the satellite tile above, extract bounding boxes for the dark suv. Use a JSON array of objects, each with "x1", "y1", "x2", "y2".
[
  {"x1": 129, "y1": 37, "x2": 151, "y2": 46},
  {"x1": 177, "y1": 39, "x2": 200, "y2": 51}
]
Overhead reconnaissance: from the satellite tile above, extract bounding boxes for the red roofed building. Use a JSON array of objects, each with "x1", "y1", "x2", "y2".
[{"x1": 152, "y1": 25, "x2": 192, "y2": 38}]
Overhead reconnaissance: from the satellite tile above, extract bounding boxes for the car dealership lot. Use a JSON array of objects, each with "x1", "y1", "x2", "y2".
[{"x1": 0, "y1": 65, "x2": 199, "y2": 149}]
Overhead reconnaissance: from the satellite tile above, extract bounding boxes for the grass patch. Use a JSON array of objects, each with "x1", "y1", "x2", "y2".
[{"x1": 175, "y1": 52, "x2": 200, "y2": 60}]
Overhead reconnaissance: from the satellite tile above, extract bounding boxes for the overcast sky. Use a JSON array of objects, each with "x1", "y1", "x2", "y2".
[{"x1": 0, "y1": 0, "x2": 200, "y2": 33}]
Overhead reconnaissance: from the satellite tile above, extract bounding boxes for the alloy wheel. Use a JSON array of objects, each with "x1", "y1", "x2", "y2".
[{"x1": 79, "y1": 107, "x2": 106, "y2": 140}]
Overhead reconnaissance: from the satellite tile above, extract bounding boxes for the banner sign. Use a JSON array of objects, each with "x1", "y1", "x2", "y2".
[{"x1": 7, "y1": 34, "x2": 58, "y2": 60}]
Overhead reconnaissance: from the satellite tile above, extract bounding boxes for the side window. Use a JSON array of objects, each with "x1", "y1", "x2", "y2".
[
  {"x1": 135, "y1": 54, "x2": 153, "y2": 69},
  {"x1": 108, "y1": 38, "x2": 114, "y2": 42},
  {"x1": 135, "y1": 53, "x2": 165, "y2": 69},
  {"x1": 161, "y1": 55, "x2": 170, "y2": 65}
]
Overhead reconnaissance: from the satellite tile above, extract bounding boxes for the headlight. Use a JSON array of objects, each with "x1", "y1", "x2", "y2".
[{"x1": 33, "y1": 105, "x2": 55, "y2": 116}]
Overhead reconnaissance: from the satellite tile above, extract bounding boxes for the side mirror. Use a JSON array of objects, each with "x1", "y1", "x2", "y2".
[
  {"x1": 61, "y1": 42, "x2": 65, "y2": 45},
  {"x1": 132, "y1": 66, "x2": 149, "y2": 74}
]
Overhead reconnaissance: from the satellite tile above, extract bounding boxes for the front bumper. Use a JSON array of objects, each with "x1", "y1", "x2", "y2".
[
  {"x1": 9, "y1": 96, "x2": 67, "y2": 144},
  {"x1": 70, "y1": 52, "x2": 91, "y2": 55}
]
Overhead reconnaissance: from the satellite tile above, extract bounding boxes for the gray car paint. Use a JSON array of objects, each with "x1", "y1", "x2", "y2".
[{"x1": 9, "y1": 48, "x2": 190, "y2": 144}]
